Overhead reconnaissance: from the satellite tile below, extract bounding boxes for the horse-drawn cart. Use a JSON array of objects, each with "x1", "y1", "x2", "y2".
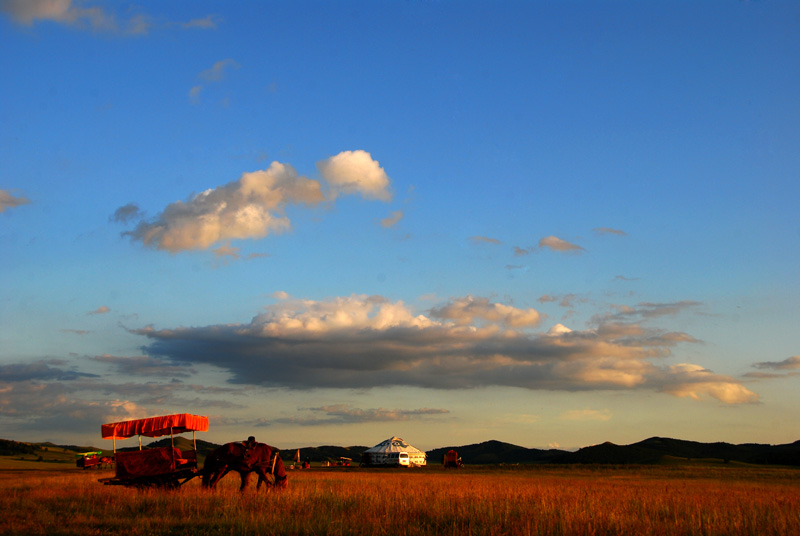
[{"x1": 98, "y1": 413, "x2": 208, "y2": 488}]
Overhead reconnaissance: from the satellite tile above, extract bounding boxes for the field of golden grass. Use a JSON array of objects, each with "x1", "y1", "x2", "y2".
[{"x1": 1, "y1": 461, "x2": 799, "y2": 535}]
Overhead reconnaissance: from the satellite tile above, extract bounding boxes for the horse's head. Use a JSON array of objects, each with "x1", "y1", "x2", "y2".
[{"x1": 274, "y1": 474, "x2": 289, "y2": 489}]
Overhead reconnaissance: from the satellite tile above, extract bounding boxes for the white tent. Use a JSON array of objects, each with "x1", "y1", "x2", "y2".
[{"x1": 362, "y1": 436, "x2": 427, "y2": 467}]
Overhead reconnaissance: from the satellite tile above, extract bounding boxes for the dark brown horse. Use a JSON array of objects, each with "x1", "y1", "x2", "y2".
[{"x1": 202, "y1": 442, "x2": 288, "y2": 491}]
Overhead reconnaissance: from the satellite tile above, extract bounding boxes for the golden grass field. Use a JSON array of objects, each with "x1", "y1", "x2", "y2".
[{"x1": 1, "y1": 456, "x2": 799, "y2": 536}]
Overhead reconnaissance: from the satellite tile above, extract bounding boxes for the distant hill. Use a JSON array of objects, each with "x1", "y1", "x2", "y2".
[
  {"x1": 0, "y1": 439, "x2": 37, "y2": 456},
  {"x1": 559, "y1": 437, "x2": 800, "y2": 466},
  {"x1": 426, "y1": 437, "x2": 800, "y2": 466},
  {"x1": 427, "y1": 440, "x2": 566, "y2": 465},
  {"x1": 6, "y1": 436, "x2": 800, "y2": 467},
  {"x1": 283, "y1": 445, "x2": 370, "y2": 463}
]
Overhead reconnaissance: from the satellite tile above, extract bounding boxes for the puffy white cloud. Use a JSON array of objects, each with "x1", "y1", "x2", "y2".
[
  {"x1": 125, "y1": 161, "x2": 324, "y2": 252},
  {"x1": 658, "y1": 364, "x2": 759, "y2": 404},
  {"x1": 0, "y1": 188, "x2": 31, "y2": 212},
  {"x1": 123, "y1": 152, "x2": 395, "y2": 252},
  {"x1": 317, "y1": 150, "x2": 392, "y2": 201},
  {"x1": 430, "y1": 296, "x2": 542, "y2": 328},
  {"x1": 539, "y1": 235, "x2": 584, "y2": 252},
  {"x1": 133, "y1": 293, "x2": 755, "y2": 404}
]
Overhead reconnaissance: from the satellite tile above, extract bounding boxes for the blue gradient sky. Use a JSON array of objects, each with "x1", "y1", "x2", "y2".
[{"x1": 1, "y1": 0, "x2": 798, "y2": 451}]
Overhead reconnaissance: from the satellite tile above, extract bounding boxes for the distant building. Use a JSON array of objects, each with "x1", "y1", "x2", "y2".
[{"x1": 361, "y1": 436, "x2": 427, "y2": 467}]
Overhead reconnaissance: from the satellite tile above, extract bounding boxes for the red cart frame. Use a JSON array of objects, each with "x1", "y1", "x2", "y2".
[{"x1": 99, "y1": 413, "x2": 209, "y2": 488}]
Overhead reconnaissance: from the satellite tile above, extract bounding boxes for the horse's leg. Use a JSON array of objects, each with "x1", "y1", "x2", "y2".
[
  {"x1": 254, "y1": 466, "x2": 273, "y2": 491},
  {"x1": 210, "y1": 465, "x2": 230, "y2": 488},
  {"x1": 239, "y1": 470, "x2": 250, "y2": 492}
]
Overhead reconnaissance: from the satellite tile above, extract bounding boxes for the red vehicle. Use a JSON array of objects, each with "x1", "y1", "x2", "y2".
[
  {"x1": 76, "y1": 451, "x2": 103, "y2": 469},
  {"x1": 98, "y1": 413, "x2": 208, "y2": 488},
  {"x1": 443, "y1": 450, "x2": 462, "y2": 468}
]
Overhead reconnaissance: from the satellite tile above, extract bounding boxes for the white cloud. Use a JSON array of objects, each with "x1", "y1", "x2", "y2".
[
  {"x1": 123, "y1": 152, "x2": 395, "y2": 252},
  {"x1": 0, "y1": 188, "x2": 31, "y2": 212},
  {"x1": 124, "y1": 161, "x2": 324, "y2": 252},
  {"x1": 430, "y1": 296, "x2": 542, "y2": 328},
  {"x1": 317, "y1": 150, "x2": 393, "y2": 202},
  {"x1": 658, "y1": 364, "x2": 759, "y2": 404},
  {"x1": 87, "y1": 305, "x2": 110, "y2": 315}
]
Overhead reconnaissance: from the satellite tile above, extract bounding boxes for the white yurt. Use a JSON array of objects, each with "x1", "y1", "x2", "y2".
[{"x1": 361, "y1": 436, "x2": 427, "y2": 467}]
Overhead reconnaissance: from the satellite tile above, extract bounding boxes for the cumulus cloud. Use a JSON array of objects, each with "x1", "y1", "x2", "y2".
[
  {"x1": 539, "y1": 235, "x2": 584, "y2": 252},
  {"x1": 317, "y1": 150, "x2": 392, "y2": 201},
  {"x1": 123, "y1": 161, "x2": 324, "y2": 252},
  {"x1": 87, "y1": 305, "x2": 110, "y2": 315},
  {"x1": 430, "y1": 296, "x2": 542, "y2": 328},
  {"x1": 122, "y1": 152, "x2": 393, "y2": 252},
  {"x1": 132, "y1": 293, "x2": 756, "y2": 403},
  {"x1": 0, "y1": 188, "x2": 31, "y2": 212},
  {"x1": 657, "y1": 363, "x2": 759, "y2": 404}
]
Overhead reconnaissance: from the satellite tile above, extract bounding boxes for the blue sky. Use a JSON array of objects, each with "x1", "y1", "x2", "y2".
[{"x1": 1, "y1": 0, "x2": 799, "y2": 452}]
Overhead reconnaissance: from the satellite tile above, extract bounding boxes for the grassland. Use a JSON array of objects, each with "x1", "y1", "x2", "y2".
[{"x1": 1, "y1": 457, "x2": 799, "y2": 536}]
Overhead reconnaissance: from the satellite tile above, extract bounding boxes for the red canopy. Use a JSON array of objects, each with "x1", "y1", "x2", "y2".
[{"x1": 101, "y1": 413, "x2": 209, "y2": 440}]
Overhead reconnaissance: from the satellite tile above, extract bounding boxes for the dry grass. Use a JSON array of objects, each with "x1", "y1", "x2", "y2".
[{"x1": 1, "y1": 463, "x2": 798, "y2": 535}]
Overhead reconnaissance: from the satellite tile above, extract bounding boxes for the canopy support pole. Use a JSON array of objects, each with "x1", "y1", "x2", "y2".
[
  {"x1": 138, "y1": 435, "x2": 142, "y2": 450},
  {"x1": 193, "y1": 430, "x2": 197, "y2": 451}
]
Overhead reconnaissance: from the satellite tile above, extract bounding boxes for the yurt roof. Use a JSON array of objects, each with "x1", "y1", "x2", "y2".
[{"x1": 364, "y1": 436, "x2": 424, "y2": 454}]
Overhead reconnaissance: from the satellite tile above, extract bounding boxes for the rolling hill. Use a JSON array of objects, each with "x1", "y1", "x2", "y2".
[{"x1": 4, "y1": 436, "x2": 799, "y2": 467}]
